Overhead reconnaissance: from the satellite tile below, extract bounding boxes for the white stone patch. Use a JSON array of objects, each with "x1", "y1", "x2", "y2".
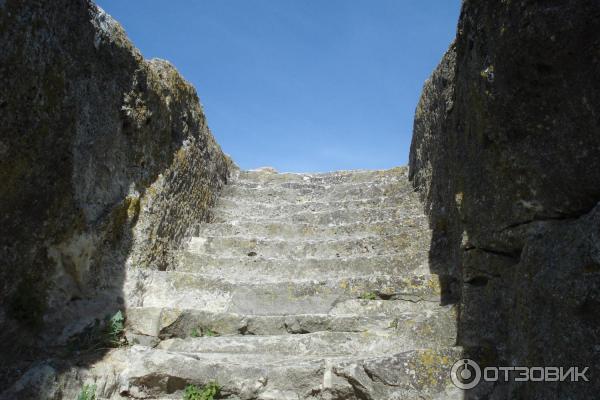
[
  {"x1": 187, "y1": 236, "x2": 208, "y2": 252},
  {"x1": 91, "y1": 6, "x2": 119, "y2": 49}
]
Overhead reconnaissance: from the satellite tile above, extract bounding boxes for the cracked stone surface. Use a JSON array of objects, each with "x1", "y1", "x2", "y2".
[
  {"x1": 0, "y1": 0, "x2": 234, "y2": 392},
  {"x1": 409, "y1": 1, "x2": 600, "y2": 398},
  {"x1": 4, "y1": 168, "x2": 461, "y2": 399}
]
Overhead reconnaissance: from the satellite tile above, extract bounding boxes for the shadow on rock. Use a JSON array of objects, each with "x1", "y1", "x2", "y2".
[
  {"x1": 0, "y1": 1, "x2": 231, "y2": 397},
  {"x1": 410, "y1": 1, "x2": 600, "y2": 398}
]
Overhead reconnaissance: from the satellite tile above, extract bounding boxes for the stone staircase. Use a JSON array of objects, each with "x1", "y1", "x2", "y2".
[
  {"x1": 14, "y1": 167, "x2": 460, "y2": 399},
  {"x1": 116, "y1": 167, "x2": 461, "y2": 399}
]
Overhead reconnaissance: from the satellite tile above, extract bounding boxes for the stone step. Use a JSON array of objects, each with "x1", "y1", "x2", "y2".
[
  {"x1": 216, "y1": 191, "x2": 416, "y2": 208},
  {"x1": 227, "y1": 170, "x2": 406, "y2": 186},
  {"x1": 126, "y1": 308, "x2": 393, "y2": 341},
  {"x1": 219, "y1": 180, "x2": 413, "y2": 203},
  {"x1": 211, "y1": 205, "x2": 420, "y2": 225},
  {"x1": 137, "y1": 271, "x2": 443, "y2": 315},
  {"x1": 104, "y1": 345, "x2": 462, "y2": 399},
  {"x1": 213, "y1": 194, "x2": 418, "y2": 216},
  {"x1": 211, "y1": 200, "x2": 423, "y2": 222},
  {"x1": 3, "y1": 346, "x2": 462, "y2": 400},
  {"x1": 2, "y1": 167, "x2": 462, "y2": 400},
  {"x1": 176, "y1": 253, "x2": 429, "y2": 281},
  {"x1": 182, "y1": 233, "x2": 425, "y2": 259},
  {"x1": 157, "y1": 331, "x2": 418, "y2": 357},
  {"x1": 125, "y1": 301, "x2": 456, "y2": 345},
  {"x1": 193, "y1": 219, "x2": 428, "y2": 240},
  {"x1": 235, "y1": 167, "x2": 407, "y2": 186},
  {"x1": 230, "y1": 177, "x2": 408, "y2": 192}
]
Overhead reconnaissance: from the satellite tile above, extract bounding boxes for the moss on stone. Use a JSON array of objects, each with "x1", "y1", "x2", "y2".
[{"x1": 106, "y1": 196, "x2": 141, "y2": 244}]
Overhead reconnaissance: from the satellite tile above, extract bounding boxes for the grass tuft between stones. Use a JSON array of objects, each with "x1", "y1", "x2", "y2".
[
  {"x1": 77, "y1": 384, "x2": 96, "y2": 400},
  {"x1": 360, "y1": 291, "x2": 378, "y2": 300},
  {"x1": 183, "y1": 382, "x2": 220, "y2": 400},
  {"x1": 66, "y1": 310, "x2": 127, "y2": 353},
  {"x1": 190, "y1": 327, "x2": 218, "y2": 338}
]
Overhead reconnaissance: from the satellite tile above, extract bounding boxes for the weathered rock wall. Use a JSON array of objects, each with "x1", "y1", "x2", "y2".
[
  {"x1": 410, "y1": 1, "x2": 600, "y2": 398},
  {"x1": 0, "y1": 0, "x2": 233, "y2": 382}
]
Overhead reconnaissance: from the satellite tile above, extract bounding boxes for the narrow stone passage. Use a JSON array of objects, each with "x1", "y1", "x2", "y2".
[
  {"x1": 3, "y1": 1, "x2": 597, "y2": 398},
  {"x1": 11, "y1": 168, "x2": 463, "y2": 399},
  {"x1": 118, "y1": 167, "x2": 461, "y2": 399}
]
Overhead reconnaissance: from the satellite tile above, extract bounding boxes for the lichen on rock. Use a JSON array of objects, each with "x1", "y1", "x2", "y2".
[
  {"x1": 409, "y1": 1, "x2": 600, "y2": 398},
  {"x1": 0, "y1": 0, "x2": 234, "y2": 387}
]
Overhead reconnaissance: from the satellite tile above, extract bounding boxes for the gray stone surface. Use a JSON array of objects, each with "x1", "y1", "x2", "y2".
[
  {"x1": 409, "y1": 1, "x2": 600, "y2": 398},
  {"x1": 4, "y1": 168, "x2": 461, "y2": 399},
  {"x1": 0, "y1": 0, "x2": 232, "y2": 388}
]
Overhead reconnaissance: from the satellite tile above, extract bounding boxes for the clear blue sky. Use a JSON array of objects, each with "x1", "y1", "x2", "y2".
[{"x1": 96, "y1": 0, "x2": 460, "y2": 172}]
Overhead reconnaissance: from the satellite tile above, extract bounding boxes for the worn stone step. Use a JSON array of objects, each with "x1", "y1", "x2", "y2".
[
  {"x1": 137, "y1": 271, "x2": 443, "y2": 315},
  {"x1": 125, "y1": 301, "x2": 455, "y2": 344},
  {"x1": 101, "y1": 345, "x2": 462, "y2": 399},
  {"x1": 3, "y1": 346, "x2": 462, "y2": 400},
  {"x1": 220, "y1": 180, "x2": 413, "y2": 203},
  {"x1": 126, "y1": 308, "x2": 393, "y2": 341},
  {"x1": 213, "y1": 194, "x2": 418, "y2": 217},
  {"x1": 157, "y1": 331, "x2": 419, "y2": 357},
  {"x1": 3, "y1": 166, "x2": 462, "y2": 400},
  {"x1": 211, "y1": 201, "x2": 423, "y2": 223},
  {"x1": 216, "y1": 191, "x2": 416, "y2": 208},
  {"x1": 235, "y1": 167, "x2": 407, "y2": 186},
  {"x1": 183, "y1": 233, "x2": 425, "y2": 259},
  {"x1": 193, "y1": 219, "x2": 427, "y2": 240},
  {"x1": 211, "y1": 206, "x2": 420, "y2": 225},
  {"x1": 229, "y1": 178, "x2": 408, "y2": 194},
  {"x1": 176, "y1": 253, "x2": 429, "y2": 280}
]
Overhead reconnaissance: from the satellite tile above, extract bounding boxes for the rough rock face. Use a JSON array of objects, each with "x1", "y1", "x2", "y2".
[
  {"x1": 0, "y1": 0, "x2": 232, "y2": 386},
  {"x1": 3, "y1": 168, "x2": 461, "y2": 400},
  {"x1": 410, "y1": 1, "x2": 600, "y2": 398}
]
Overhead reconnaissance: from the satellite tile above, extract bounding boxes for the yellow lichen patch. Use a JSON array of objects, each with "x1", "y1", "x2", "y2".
[
  {"x1": 102, "y1": 195, "x2": 142, "y2": 248},
  {"x1": 409, "y1": 349, "x2": 453, "y2": 389},
  {"x1": 174, "y1": 147, "x2": 188, "y2": 167},
  {"x1": 110, "y1": 195, "x2": 140, "y2": 232},
  {"x1": 427, "y1": 276, "x2": 442, "y2": 295},
  {"x1": 417, "y1": 322, "x2": 435, "y2": 337},
  {"x1": 145, "y1": 184, "x2": 158, "y2": 199},
  {"x1": 127, "y1": 196, "x2": 141, "y2": 221}
]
